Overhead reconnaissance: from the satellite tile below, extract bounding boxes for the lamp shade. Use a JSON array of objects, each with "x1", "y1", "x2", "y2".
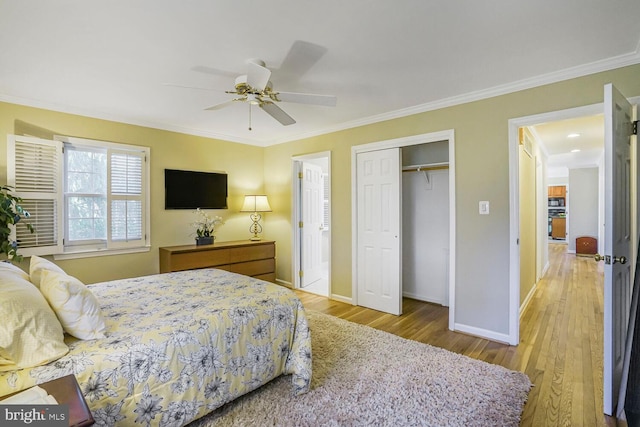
[{"x1": 240, "y1": 195, "x2": 272, "y2": 212}]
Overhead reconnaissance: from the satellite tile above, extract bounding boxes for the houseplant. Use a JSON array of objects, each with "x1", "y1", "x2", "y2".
[
  {"x1": 191, "y1": 208, "x2": 224, "y2": 245},
  {"x1": 0, "y1": 185, "x2": 34, "y2": 261}
]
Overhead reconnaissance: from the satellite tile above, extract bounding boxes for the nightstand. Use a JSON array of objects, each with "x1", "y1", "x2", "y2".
[
  {"x1": 40, "y1": 375, "x2": 94, "y2": 427},
  {"x1": 1, "y1": 374, "x2": 94, "y2": 427}
]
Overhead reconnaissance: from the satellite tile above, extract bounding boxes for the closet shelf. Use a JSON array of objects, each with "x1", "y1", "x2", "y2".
[{"x1": 402, "y1": 162, "x2": 449, "y2": 173}]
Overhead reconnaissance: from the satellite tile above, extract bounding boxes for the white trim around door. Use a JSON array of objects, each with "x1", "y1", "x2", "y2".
[
  {"x1": 508, "y1": 102, "x2": 606, "y2": 346},
  {"x1": 351, "y1": 130, "x2": 456, "y2": 329},
  {"x1": 291, "y1": 151, "x2": 332, "y2": 297}
]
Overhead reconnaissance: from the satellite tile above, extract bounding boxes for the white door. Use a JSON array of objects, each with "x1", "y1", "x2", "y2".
[
  {"x1": 603, "y1": 83, "x2": 634, "y2": 415},
  {"x1": 356, "y1": 148, "x2": 402, "y2": 315},
  {"x1": 301, "y1": 161, "x2": 324, "y2": 287}
]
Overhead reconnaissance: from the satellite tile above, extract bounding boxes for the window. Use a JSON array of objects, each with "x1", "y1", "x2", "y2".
[{"x1": 7, "y1": 135, "x2": 150, "y2": 257}]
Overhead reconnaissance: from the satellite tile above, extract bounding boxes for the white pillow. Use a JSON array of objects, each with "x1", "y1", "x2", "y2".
[
  {"x1": 0, "y1": 261, "x2": 30, "y2": 282},
  {"x1": 39, "y1": 270, "x2": 107, "y2": 340},
  {"x1": 0, "y1": 274, "x2": 69, "y2": 371},
  {"x1": 29, "y1": 255, "x2": 66, "y2": 288}
]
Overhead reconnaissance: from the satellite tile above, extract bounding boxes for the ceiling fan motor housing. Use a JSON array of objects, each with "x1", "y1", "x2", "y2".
[{"x1": 234, "y1": 75, "x2": 273, "y2": 94}]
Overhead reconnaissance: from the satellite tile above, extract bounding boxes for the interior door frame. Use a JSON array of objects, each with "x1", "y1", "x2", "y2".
[
  {"x1": 507, "y1": 97, "x2": 640, "y2": 346},
  {"x1": 508, "y1": 103, "x2": 603, "y2": 345},
  {"x1": 351, "y1": 130, "x2": 456, "y2": 328},
  {"x1": 291, "y1": 151, "x2": 332, "y2": 296}
]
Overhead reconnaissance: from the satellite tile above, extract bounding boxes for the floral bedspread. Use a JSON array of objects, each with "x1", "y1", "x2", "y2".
[{"x1": 0, "y1": 268, "x2": 312, "y2": 426}]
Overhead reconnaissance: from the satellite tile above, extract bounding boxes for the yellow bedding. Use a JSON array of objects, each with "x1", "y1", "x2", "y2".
[{"x1": 0, "y1": 268, "x2": 312, "y2": 426}]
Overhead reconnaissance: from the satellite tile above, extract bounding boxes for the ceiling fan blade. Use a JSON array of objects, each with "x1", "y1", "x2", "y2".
[
  {"x1": 276, "y1": 40, "x2": 328, "y2": 81},
  {"x1": 275, "y1": 91, "x2": 337, "y2": 107},
  {"x1": 259, "y1": 101, "x2": 296, "y2": 126},
  {"x1": 246, "y1": 61, "x2": 272, "y2": 92},
  {"x1": 190, "y1": 65, "x2": 237, "y2": 79},
  {"x1": 204, "y1": 99, "x2": 237, "y2": 111},
  {"x1": 163, "y1": 83, "x2": 225, "y2": 91}
]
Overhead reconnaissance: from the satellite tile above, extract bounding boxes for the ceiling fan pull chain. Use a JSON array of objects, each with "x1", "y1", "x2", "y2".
[{"x1": 248, "y1": 103, "x2": 252, "y2": 131}]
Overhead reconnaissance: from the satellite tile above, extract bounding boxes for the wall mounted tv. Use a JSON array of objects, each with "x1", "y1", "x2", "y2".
[{"x1": 164, "y1": 169, "x2": 228, "y2": 209}]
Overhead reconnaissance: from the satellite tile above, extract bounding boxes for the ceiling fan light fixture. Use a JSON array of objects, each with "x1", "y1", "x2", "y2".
[{"x1": 247, "y1": 94, "x2": 260, "y2": 105}]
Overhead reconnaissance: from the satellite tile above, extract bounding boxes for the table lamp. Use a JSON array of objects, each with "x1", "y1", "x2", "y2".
[{"x1": 240, "y1": 195, "x2": 272, "y2": 240}]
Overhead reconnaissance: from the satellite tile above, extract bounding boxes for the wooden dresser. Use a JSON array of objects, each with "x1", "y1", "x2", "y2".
[{"x1": 159, "y1": 240, "x2": 276, "y2": 282}]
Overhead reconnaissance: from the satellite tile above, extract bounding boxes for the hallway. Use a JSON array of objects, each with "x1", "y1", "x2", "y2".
[{"x1": 518, "y1": 242, "x2": 608, "y2": 425}]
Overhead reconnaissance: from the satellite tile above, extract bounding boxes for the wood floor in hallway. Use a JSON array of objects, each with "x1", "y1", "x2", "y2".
[{"x1": 295, "y1": 243, "x2": 614, "y2": 426}]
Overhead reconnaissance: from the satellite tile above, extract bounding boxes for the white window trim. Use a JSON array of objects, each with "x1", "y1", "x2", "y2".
[
  {"x1": 55, "y1": 136, "x2": 151, "y2": 257},
  {"x1": 7, "y1": 134, "x2": 151, "y2": 259}
]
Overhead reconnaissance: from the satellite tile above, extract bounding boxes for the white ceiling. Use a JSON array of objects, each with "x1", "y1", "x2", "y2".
[
  {"x1": 1, "y1": 1, "x2": 639, "y2": 147},
  {"x1": 531, "y1": 114, "x2": 605, "y2": 177}
]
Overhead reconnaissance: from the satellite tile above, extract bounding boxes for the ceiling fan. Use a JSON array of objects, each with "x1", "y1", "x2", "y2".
[{"x1": 169, "y1": 58, "x2": 337, "y2": 129}]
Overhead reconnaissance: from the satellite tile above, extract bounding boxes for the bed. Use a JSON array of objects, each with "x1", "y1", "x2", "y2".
[{"x1": 0, "y1": 265, "x2": 312, "y2": 426}]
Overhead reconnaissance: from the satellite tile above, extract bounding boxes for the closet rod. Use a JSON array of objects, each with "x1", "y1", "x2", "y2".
[{"x1": 402, "y1": 164, "x2": 449, "y2": 173}]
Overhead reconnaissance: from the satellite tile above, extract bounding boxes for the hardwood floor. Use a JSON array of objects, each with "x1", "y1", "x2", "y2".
[{"x1": 295, "y1": 243, "x2": 614, "y2": 426}]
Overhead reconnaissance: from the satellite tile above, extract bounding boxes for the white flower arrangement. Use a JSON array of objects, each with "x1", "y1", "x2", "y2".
[{"x1": 191, "y1": 208, "x2": 224, "y2": 238}]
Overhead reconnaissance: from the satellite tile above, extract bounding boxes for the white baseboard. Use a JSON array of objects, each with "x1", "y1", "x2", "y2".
[
  {"x1": 541, "y1": 261, "x2": 550, "y2": 278},
  {"x1": 331, "y1": 294, "x2": 353, "y2": 304},
  {"x1": 453, "y1": 322, "x2": 512, "y2": 345},
  {"x1": 520, "y1": 282, "x2": 538, "y2": 318},
  {"x1": 275, "y1": 279, "x2": 292, "y2": 288}
]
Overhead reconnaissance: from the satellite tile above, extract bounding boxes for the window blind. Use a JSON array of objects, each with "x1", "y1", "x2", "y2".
[{"x1": 7, "y1": 135, "x2": 64, "y2": 255}]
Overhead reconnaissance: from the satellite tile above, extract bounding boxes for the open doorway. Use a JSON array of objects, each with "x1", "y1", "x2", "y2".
[
  {"x1": 292, "y1": 151, "x2": 331, "y2": 297},
  {"x1": 510, "y1": 93, "x2": 639, "y2": 414},
  {"x1": 517, "y1": 113, "x2": 605, "y2": 317},
  {"x1": 509, "y1": 103, "x2": 605, "y2": 344}
]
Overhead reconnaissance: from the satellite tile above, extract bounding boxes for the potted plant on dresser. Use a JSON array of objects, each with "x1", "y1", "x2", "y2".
[
  {"x1": 191, "y1": 208, "x2": 224, "y2": 245},
  {"x1": 0, "y1": 185, "x2": 34, "y2": 261}
]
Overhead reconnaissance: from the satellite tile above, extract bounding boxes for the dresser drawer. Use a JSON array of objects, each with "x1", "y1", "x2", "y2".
[
  {"x1": 159, "y1": 240, "x2": 276, "y2": 282},
  {"x1": 227, "y1": 244, "x2": 275, "y2": 264},
  {"x1": 217, "y1": 259, "x2": 275, "y2": 277},
  {"x1": 170, "y1": 250, "x2": 230, "y2": 271}
]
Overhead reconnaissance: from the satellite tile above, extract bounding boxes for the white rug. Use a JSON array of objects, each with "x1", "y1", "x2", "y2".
[{"x1": 191, "y1": 310, "x2": 531, "y2": 426}]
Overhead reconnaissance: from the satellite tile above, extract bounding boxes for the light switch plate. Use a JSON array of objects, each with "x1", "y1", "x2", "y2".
[{"x1": 479, "y1": 201, "x2": 490, "y2": 215}]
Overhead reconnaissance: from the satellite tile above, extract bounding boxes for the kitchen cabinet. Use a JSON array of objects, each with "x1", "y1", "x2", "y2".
[
  {"x1": 551, "y1": 217, "x2": 566, "y2": 239},
  {"x1": 548, "y1": 186, "x2": 566, "y2": 198}
]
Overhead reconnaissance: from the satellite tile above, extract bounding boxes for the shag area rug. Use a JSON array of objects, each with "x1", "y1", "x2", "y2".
[{"x1": 190, "y1": 310, "x2": 531, "y2": 427}]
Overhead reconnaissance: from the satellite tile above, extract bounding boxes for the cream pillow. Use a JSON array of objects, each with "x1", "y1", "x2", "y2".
[
  {"x1": 0, "y1": 261, "x2": 30, "y2": 282},
  {"x1": 39, "y1": 270, "x2": 107, "y2": 340},
  {"x1": 29, "y1": 255, "x2": 66, "y2": 288},
  {"x1": 0, "y1": 274, "x2": 69, "y2": 372}
]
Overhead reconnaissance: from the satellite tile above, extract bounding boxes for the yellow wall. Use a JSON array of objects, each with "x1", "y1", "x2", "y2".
[
  {"x1": 264, "y1": 63, "x2": 640, "y2": 334},
  {"x1": 0, "y1": 102, "x2": 265, "y2": 283},
  {"x1": 2, "y1": 63, "x2": 640, "y2": 336},
  {"x1": 519, "y1": 129, "x2": 536, "y2": 305}
]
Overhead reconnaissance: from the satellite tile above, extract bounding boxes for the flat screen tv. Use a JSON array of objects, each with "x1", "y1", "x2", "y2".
[{"x1": 164, "y1": 169, "x2": 228, "y2": 209}]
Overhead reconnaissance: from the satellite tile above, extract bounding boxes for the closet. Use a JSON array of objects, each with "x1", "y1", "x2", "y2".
[{"x1": 402, "y1": 141, "x2": 450, "y2": 306}]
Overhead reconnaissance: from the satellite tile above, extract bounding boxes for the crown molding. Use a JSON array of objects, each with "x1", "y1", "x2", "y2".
[
  {"x1": 0, "y1": 93, "x2": 264, "y2": 146},
  {"x1": 267, "y1": 46, "x2": 640, "y2": 146},
  {"x1": 1, "y1": 45, "x2": 639, "y2": 148}
]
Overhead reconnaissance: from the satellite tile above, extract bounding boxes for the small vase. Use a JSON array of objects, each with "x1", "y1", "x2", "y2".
[{"x1": 195, "y1": 236, "x2": 214, "y2": 246}]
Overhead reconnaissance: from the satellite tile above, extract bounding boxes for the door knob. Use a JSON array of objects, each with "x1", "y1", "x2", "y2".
[{"x1": 594, "y1": 254, "x2": 627, "y2": 264}]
